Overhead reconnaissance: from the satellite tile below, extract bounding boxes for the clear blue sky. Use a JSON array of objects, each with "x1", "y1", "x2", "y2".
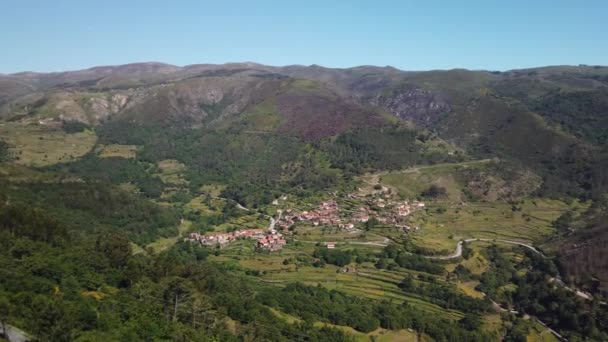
[{"x1": 1, "y1": 0, "x2": 606, "y2": 73}]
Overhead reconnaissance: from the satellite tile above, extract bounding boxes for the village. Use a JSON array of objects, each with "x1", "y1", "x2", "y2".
[
  {"x1": 186, "y1": 187, "x2": 426, "y2": 252},
  {"x1": 187, "y1": 228, "x2": 287, "y2": 251},
  {"x1": 276, "y1": 188, "x2": 425, "y2": 234}
]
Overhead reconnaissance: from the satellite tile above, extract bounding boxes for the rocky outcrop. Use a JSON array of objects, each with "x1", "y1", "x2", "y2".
[{"x1": 368, "y1": 88, "x2": 451, "y2": 126}]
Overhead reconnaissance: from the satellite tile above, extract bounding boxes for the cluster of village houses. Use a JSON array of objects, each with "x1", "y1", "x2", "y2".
[
  {"x1": 363, "y1": 195, "x2": 425, "y2": 232},
  {"x1": 187, "y1": 228, "x2": 287, "y2": 251},
  {"x1": 277, "y1": 201, "x2": 351, "y2": 230},
  {"x1": 187, "y1": 189, "x2": 425, "y2": 253},
  {"x1": 276, "y1": 193, "x2": 425, "y2": 233}
]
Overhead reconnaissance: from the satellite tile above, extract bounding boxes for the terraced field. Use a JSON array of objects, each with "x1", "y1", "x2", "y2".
[
  {"x1": 145, "y1": 219, "x2": 193, "y2": 253},
  {"x1": 261, "y1": 266, "x2": 462, "y2": 320},
  {"x1": 0, "y1": 122, "x2": 97, "y2": 166},
  {"x1": 155, "y1": 159, "x2": 188, "y2": 185},
  {"x1": 268, "y1": 307, "x2": 430, "y2": 341},
  {"x1": 95, "y1": 144, "x2": 138, "y2": 158},
  {"x1": 294, "y1": 225, "x2": 387, "y2": 244},
  {"x1": 407, "y1": 199, "x2": 584, "y2": 252}
]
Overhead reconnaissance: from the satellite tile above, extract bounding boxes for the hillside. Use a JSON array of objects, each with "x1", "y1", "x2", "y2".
[{"x1": 2, "y1": 63, "x2": 607, "y2": 197}]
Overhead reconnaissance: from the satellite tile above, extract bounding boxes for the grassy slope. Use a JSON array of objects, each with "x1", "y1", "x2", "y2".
[
  {"x1": 0, "y1": 122, "x2": 97, "y2": 166},
  {"x1": 408, "y1": 199, "x2": 581, "y2": 252},
  {"x1": 376, "y1": 160, "x2": 492, "y2": 202}
]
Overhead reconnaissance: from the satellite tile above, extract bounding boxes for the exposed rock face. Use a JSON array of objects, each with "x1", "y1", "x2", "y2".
[
  {"x1": 462, "y1": 168, "x2": 542, "y2": 201},
  {"x1": 88, "y1": 94, "x2": 131, "y2": 122},
  {"x1": 368, "y1": 88, "x2": 451, "y2": 126}
]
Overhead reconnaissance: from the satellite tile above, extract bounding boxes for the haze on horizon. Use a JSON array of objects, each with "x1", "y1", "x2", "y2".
[{"x1": 1, "y1": 0, "x2": 607, "y2": 74}]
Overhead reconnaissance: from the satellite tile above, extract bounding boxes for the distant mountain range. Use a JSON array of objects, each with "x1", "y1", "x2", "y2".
[{"x1": 2, "y1": 62, "x2": 607, "y2": 186}]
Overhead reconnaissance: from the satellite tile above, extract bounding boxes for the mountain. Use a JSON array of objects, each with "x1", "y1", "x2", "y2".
[{"x1": 2, "y1": 62, "x2": 607, "y2": 196}]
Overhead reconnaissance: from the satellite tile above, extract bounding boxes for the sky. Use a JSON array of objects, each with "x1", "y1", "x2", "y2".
[{"x1": 0, "y1": 0, "x2": 607, "y2": 73}]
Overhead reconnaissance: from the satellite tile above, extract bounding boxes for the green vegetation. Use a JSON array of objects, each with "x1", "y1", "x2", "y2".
[
  {"x1": 313, "y1": 247, "x2": 353, "y2": 266},
  {"x1": 407, "y1": 199, "x2": 580, "y2": 252},
  {"x1": 0, "y1": 139, "x2": 8, "y2": 162},
  {"x1": 0, "y1": 223, "x2": 352, "y2": 341},
  {"x1": 324, "y1": 125, "x2": 461, "y2": 178},
  {"x1": 0, "y1": 180, "x2": 178, "y2": 245},
  {"x1": 376, "y1": 159, "x2": 542, "y2": 202},
  {"x1": 475, "y1": 245, "x2": 608, "y2": 340},
  {"x1": 259, "y1": 283, "x2": 494, "y2": 340},
  {"x1": 95, "y1": 144, "x2": 138, "y2": 159},
  {"x1": 95, "y1": 121, "x2": 344, "y2": 208},
  {"x1": 0, "y1": 122, "x2": 97, "y2": 166},
  {"x1": 531, "y1": 90, "x2": 608, "y2": 145},
  {"x1": 47, "y1": 154, "x2": 165, "y2": 198},
  {"x1": 61, "y1": 120, "x2": 90, "y2": 134}
]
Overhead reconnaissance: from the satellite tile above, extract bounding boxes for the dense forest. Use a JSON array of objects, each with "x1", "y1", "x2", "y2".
[
  {"x1": 475, "y1": 245, "x2": 608, "y2": 341},
  {"x1": 0, "y1": 200, "x2": 500, "y2": 341},
  {"x1": 0, "y1": 180, "x2": 179, "y2": 245}
]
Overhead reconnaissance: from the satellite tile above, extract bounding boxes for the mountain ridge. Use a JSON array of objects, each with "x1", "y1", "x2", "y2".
[{"x1": 2, "y1": 61, "x2": 607, "y2": 198}]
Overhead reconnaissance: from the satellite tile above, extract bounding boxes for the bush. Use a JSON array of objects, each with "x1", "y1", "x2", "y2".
[
  {"x1": 0, "y1": 139, "x2": 8, "y2": 162},
  {"x1": 421, "y1": 184, "x2": 448, "y2": 198},
  {"x1": 313, "y1": 248, "x2": 352, "y2": 267},
  {"x1": 62, "y1": 121, "x2": 90, "y2": 134}
]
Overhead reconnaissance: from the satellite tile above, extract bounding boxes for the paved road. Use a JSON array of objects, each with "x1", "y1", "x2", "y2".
[
  {"x1": 267, "y1": 211, "x2": 282, "y2": 230},
  {"x1": 425, "y1": 238, "x2": 543, "y2": 260},
  {"x1": 429, "y1": 238, "x2": 598, "y2": 303}
]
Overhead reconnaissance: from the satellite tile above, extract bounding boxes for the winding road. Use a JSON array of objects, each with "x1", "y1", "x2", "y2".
[
  {"x1": 426, "y1": 238, "x2": 543, "y2": 260},
  {"x1": 267, "y1": 211, "x2": 282, "y2": 230},
  {"x1": 235, "y1": 202, "x2": 249, "y2": 211},
  {"x1": 429, "y1": 237, "x2": 599, "y2": 304}
]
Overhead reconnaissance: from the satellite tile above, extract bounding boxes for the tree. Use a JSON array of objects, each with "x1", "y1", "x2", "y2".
[
  {"x1": 162, "y1": 277, "x2": 192, "y2": 322},
  {"x1": 459, "y1": 313, "x2": 482, "y2": 331},
  {"x1": 0, "y1": 139, "x2": 8, "y2": 162},
  {"x1": 399, "y1": 275, "x2": 415, "y2": 291},
  {"x1": 96, "y1": 232, "x2": 132, "y2": 269},
  {"x1": 365, "y1": 217, "x2": 380, "y2": 231},
  {"x1": 461, "y1": 241, "x2": 473, "y2": 260},
  {"x1": 421, "y1": 184, "x2": 447, "y2": 198}
]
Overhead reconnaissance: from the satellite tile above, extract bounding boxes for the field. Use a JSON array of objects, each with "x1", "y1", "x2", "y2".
[
  {"x1": 185, "y1": 195, "x2": 225, "y2": 214},
  {"x1": 215, "y1": 213, "x2": 269, "y2": 232},
  {"x1": 95, "y1": 144, "x2": 138, "y2": 158},
  {"x1": 526, "y1": 322, "x2": 561, "y2": 342},
  {"x1": 259, "y1": 264, "x2": 462, "y2": 320},
  {"x1": 155, "y1": 159, "x2": 188, "y2": 185},
  {"x1": 319, "y1": 325, "x2": 426, "y2": 342},
  {"x1": 268, "y1": 307, "x2": 430, "y2": 341},
  {"x1": 145, "y1": 219, "x2": 192, "y2": 253},
  {"x1": 406, "y1": 199, "x2": 582, "y2": 252},
  {"x1": 294, "y1": 224, "x2": 388, "y2": 244},
  {"x1": 210, "y1": 242, "x2": 464, "y2": 321},
  {"x1": 0, "y1": 122, "x2": 97, "y2": 166},
  {"x1": 368, "y1": 160, "x2": 492, "y2": 202},
  {"x1": 0, "y1": 163, "x2": 75, "y2": 183}
]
